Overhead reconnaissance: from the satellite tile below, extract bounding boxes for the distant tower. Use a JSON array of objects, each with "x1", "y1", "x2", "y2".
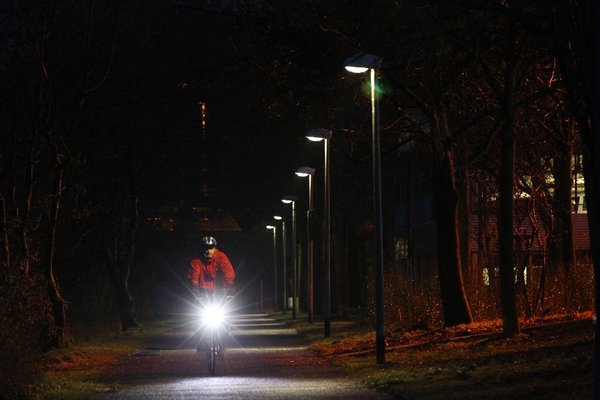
[
  {"x1": 198, "y1": 101, "x2": 210, "y2": 197},
  {"x1": 199, "y1": 101, "x2": 207, "y2": 138}
]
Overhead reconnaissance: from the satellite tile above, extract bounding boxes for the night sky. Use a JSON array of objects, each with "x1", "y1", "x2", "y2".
[{"x1": 134, "y1": 4, "x2": 352, "y2": 229}]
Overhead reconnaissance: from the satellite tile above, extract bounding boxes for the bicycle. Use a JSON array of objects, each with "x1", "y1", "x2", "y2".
[{"x1": 197, "y1": 293, "x2": 232, "y2": 375}]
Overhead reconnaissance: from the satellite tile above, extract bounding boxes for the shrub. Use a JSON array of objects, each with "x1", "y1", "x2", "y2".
[{"x1": 0, "y1": 269, "x2": 54, "y2": 399}]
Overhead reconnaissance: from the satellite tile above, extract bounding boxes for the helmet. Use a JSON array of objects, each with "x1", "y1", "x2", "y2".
[{"x1": 201, "y1": 236, "x2": 217, "y2": 247}]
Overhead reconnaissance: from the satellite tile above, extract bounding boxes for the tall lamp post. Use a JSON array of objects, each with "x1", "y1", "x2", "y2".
[
  {"x1": 266, "y1": 224, "x2": 278, "y2": 312},
  {"x1": 306, "y1": 128, "x2": 332, "y2": 338},
  {"x1": 282, "y1": 195, "x2": 298, "y2": 320},
  {"x1": 273, "y1": 215, "x2": 287, "y2": 313},
  {"x1": 295, "y1": 166, "x2": 315, "y2": 323},
  {"x1": 344, "y1": 52, "x2": 385, "y2": 364}
]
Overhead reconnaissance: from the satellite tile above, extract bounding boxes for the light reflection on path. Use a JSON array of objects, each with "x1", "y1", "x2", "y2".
[
  {"x1": 97, "y1": 377, "x2": 390, "y2": 399},
  {"x1": 93, "y1": 313, "x2": 394, "y2": 399}
]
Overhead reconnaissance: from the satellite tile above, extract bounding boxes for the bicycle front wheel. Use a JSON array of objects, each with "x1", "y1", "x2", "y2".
[{"x1": 207, "y1": 329, "x2": 217, "y2": 375}]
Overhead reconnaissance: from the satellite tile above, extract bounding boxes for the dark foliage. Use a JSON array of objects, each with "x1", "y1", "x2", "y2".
[{"x1": 0, "y1": 269, "x2": 54, "y2": 399}]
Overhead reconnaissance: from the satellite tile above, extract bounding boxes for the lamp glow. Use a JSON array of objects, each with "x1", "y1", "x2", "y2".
[{"x1": 345, "y1": 66, "x2": 368, "y2": 73}]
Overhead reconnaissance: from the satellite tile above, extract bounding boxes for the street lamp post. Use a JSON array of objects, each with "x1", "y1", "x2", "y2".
[
  {"x1": 344, "y1": 52, "x2": 385, "y2": 364},
  {"x1": 295, "y1": 166, "x2": 315, "y2": 323},
  {"x1": 266, "y1": 224, "x2": 278, "y2": 312},
  {"x1": 273, "y1": 215, "x2": 287, "y2": 313},
  {"x1": 306, "y1": 128, "x2": 332, "y2": 338},
  {"x1": 282, "y1": 195, "x2": 298, "y2": 320}
]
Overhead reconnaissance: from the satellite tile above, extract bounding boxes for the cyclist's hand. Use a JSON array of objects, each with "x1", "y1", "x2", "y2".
[
  {"x1": 225, "y1": 284, "x2": 236, "y2": 297},
  {"x1": 195, "y1": 287, "x2": 208, "y2": 301}
]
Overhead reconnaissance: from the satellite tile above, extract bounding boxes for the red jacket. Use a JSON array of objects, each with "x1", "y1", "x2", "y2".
[{"x1": 188, "y1": 249, "x2": 235, "y2": 292}]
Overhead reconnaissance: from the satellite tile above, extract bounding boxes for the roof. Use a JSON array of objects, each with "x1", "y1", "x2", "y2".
[
  {"x1": 145, "y1": 205, "x2": 241, "y2": 232},
  {"x1": 468, "y1": 213, "x2": 590, "y2": 252}
]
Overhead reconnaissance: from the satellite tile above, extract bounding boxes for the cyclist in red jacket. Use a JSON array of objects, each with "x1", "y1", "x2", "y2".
[
  {"x1": 189, "y1": 236, "x2": 236, "y2": 356},
  {"x1": 188, "y1": 236, "x2": 236, "y2": 296}
]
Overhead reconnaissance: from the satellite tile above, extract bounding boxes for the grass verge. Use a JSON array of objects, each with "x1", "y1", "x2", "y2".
[
  {"x1": 300, "y1": 313, "x2": 594, "y2": 400},
  {"x1": 30, "y1": 318, "x2": 179, "y2": 400}
]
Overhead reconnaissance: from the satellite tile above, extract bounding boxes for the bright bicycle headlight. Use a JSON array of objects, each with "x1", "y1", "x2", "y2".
[{"x1": 202, "y1": 303, "x2": 226, "y2": 327}]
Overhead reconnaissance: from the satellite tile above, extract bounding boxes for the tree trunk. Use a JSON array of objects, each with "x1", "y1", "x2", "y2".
[
  {"x1": 549, "y1": 141, "x2": 575, "y2": 274},
  {"x1": 336, "y1": 216, "x2": 350, "y2": 318},
  {"x1": 431, "y1": 109, "x2": 473, "y2": 327},
  {"x1": 107, "y1": 262, "x2": 138, "y2": 331},
  {"x1": 18, "y1": 151, "x2": 35, "y2": 275},
  {"x1": 456, "y1": 165, "x2": 471, "y2": 277},
  {"x1": 497, "y1": 26, "x2": 520, "y2": 337},
  {"x1": 46, "y1": 155, "x2": 69, "y2": 347},
  {"x1": 104, "y1": 195, "x2": 140, "y2": 331}
]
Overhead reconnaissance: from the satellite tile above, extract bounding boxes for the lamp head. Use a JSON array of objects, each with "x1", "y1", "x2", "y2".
[
  {"x1": 273, "y1": 215, "x2": 283, "y2": 221},
  {"x1": 281, "y1": 195, "x2": 297, "y2": 204},
  {"x1": 266, "y1": 225, "x2": 275, "y2": 230},
  {"x1": 306, "y1": 128, "x2": 332, "y2": 142},
  {"x1": 344, "y1": 52, "x2": 382, "y2": 73},
  {"x1": 295, "y1": 166, "x2": 316, "y2": 177}
]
